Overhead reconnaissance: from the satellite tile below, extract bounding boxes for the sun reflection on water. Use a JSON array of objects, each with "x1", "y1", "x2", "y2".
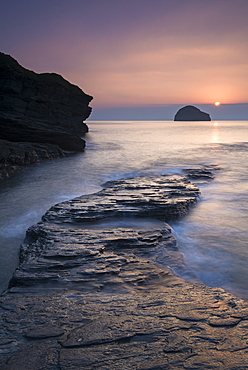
[{"x1": 211, "y1": 122, "x2": 219, "y2": 143}]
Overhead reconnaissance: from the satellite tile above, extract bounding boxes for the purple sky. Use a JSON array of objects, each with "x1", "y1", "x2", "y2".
[{"x1": 1, "y1": 0, "x2": 248, "y2": 109}]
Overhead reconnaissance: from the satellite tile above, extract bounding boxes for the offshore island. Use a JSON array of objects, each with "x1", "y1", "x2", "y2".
[{"x1": 1, "y1": 55, "x2": 248, "y2": 369}]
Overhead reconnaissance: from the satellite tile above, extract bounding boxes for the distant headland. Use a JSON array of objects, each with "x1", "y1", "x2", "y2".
[
  {"x1": 0, "y1": 52, "x2": 93, "y2": 180},
  {"x1": 174, "y1": 105, "x2": 211, "y2": 121}
]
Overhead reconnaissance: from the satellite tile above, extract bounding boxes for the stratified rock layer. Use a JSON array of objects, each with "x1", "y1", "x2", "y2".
[
  {"x1": 0, "y1": 52, "x2": 92, "y2": 140},
  {"x1": 0, "y1": 52, "x2": 93, "y2": 179},
  {"x1": 0, "y1": 139, "x2": 65, "y2": 180},
  {"x1": 1, "y1": 171, "x2": 248, "y2": 369},
  {"x1": 174, "y1": 105, "x2": 211, "y2": 121},
  {"x1": 42, "y1": 174, "x2": 200, "y2": 223}
]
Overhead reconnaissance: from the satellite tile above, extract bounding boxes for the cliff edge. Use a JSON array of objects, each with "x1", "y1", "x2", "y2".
[{"x1": 0, "y1": 52, "x2": 93, "y2": 179}]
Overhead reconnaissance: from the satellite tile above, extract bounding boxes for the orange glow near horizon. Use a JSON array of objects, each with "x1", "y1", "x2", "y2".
[{"x1": 2, "y1": 1, "x2": 248, "y2": 109}]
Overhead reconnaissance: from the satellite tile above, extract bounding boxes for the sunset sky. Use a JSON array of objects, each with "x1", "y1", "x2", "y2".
[{"x1": 0, "y1": 0, "x2": 248, "y2": 114}]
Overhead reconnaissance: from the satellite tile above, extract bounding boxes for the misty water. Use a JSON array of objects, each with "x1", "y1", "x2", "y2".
[{"x1": 0, "y1": 120, "x2": 248, "y2": 299}]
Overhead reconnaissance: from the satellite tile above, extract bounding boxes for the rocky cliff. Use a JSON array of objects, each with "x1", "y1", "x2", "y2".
[
  {"x1": 174, "y1": 105, "x2": 211, "y2": 121},
  {"x1": 0, "y1": 52, "x2": 93, "y2": 179}
]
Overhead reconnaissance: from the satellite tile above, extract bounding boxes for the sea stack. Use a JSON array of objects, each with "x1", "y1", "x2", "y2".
[{"x1": 174, "y1": 105, "x2": 211, "y2": 121}]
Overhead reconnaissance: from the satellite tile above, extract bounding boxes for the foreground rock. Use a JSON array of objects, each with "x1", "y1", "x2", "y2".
[
  {"x1": 0, "y1": 52, "x2": 93, "y2": 179},
  {"x1": 174, "y1": 105, "x2": 211, "y2": 121},
  {"x1": 1, "y1": 172, "x2": 248, "y2": 369},
  {"x1": 2, "y1": 286, "x2": 248, "y2": 369}
]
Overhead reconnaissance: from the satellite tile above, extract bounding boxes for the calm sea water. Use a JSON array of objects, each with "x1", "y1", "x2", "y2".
[{"x1": 0, "y1": 120, "x2": 248, "y2": 298}]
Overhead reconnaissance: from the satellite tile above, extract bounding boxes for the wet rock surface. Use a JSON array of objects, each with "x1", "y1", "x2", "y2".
[
  {"x1": 42, "y1": 174, "x2": 200, "y2": 223},
  {"x1": 1, "y1": 172, "x2": 248, "y2": 369},
  {"x1": 0, "y1": 139, "x2": 66, "y2": 181}
]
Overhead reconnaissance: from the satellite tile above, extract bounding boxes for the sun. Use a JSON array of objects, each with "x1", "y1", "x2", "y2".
[{"x1": 214, "y1": 101, "x2": 221, "y2": 106}]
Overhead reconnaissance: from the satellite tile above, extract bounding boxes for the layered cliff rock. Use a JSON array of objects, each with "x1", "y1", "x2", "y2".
[
  {"x1": 174, "y1": 105, "x2": 211, "y2": 121},
  {"x1": 0, "y1": 139, "x2": 65, "y2": 181},
  {"x1": 0, "y1": 52, "x2": 93, "y2": 179}
]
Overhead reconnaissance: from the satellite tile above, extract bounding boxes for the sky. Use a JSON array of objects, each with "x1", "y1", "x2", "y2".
[{"x1": 0, "y1": 0, "x2": 248, "y2": 118}]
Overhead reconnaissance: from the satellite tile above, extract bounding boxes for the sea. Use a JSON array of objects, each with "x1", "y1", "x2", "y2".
[{"x1": 0, "y1": 120, "x2": 248, "y2": 299}]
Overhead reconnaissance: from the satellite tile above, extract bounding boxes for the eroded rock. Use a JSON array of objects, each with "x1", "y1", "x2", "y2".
[
  {"x1": 2, "y1": 171, "x2": 248, "y2": 369},
  {"x1": 0, "y1": 139, "x2": 66, "y2": 180},
  {"x1": 42, "y1": 174, "x2": 200, "y2": 223},
  {"x1": 0, "y1": 52, "x2": 93, "y2": 179},
  {"x1": 0, "y1": 52, "x2": 92, "y2": 140},
  {"x1": 9, "y1": 222, "x2": 181, "y2": 293}
]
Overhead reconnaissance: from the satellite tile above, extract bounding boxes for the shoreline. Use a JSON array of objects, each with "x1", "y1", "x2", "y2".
[
  {"x1": 1, "y1": 170, "x2": 248, "y2": 368},
  {"x1": 0, "y1": 139, "x2": 70, "y2": 181}
]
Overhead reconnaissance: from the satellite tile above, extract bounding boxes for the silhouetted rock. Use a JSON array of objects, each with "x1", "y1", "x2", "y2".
[
  {"x1": 0, "y1": 139, "x2": 65, "y2": 181},
  {"x1": 174, "y1": 105, "x2": 211, "y2": 121},
  {"x1": 0, "y1": 52, "x2": 93, "y2": 179}
]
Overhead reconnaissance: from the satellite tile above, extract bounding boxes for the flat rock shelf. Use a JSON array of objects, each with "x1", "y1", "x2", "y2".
[{"x1": 1, "y1": 171, "x2": 248, "y2": 369}]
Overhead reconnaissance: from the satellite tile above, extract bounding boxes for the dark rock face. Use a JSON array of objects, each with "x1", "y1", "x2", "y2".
[
  {"x1": 2, "y1": 170, "x2": 248, "y2": 368},
  {"x1": 0, "y1": 114, "x2": 87, "y2": 152},
  {"x1": 0, "y1": 139, "x2": 65, "y2": 181},
  {"x1": 174, "y1": 105, "x2": 211, "y2": 121},
  {"x1": 0, "y1": 52, "x2": 93, "y2": 179},
  {"x1": 0, "y1": 52, "x2": 93, "y2": 139}
]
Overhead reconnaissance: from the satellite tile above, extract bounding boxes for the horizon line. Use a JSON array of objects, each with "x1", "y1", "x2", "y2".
[{"x1": 91, "y1": 102, "x2": 248, "y2": 109}]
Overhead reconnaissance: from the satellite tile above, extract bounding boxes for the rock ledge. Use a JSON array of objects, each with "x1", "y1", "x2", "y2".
[{"x1": 1, "y1": 170, "x2": 248, "y2": 369}]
